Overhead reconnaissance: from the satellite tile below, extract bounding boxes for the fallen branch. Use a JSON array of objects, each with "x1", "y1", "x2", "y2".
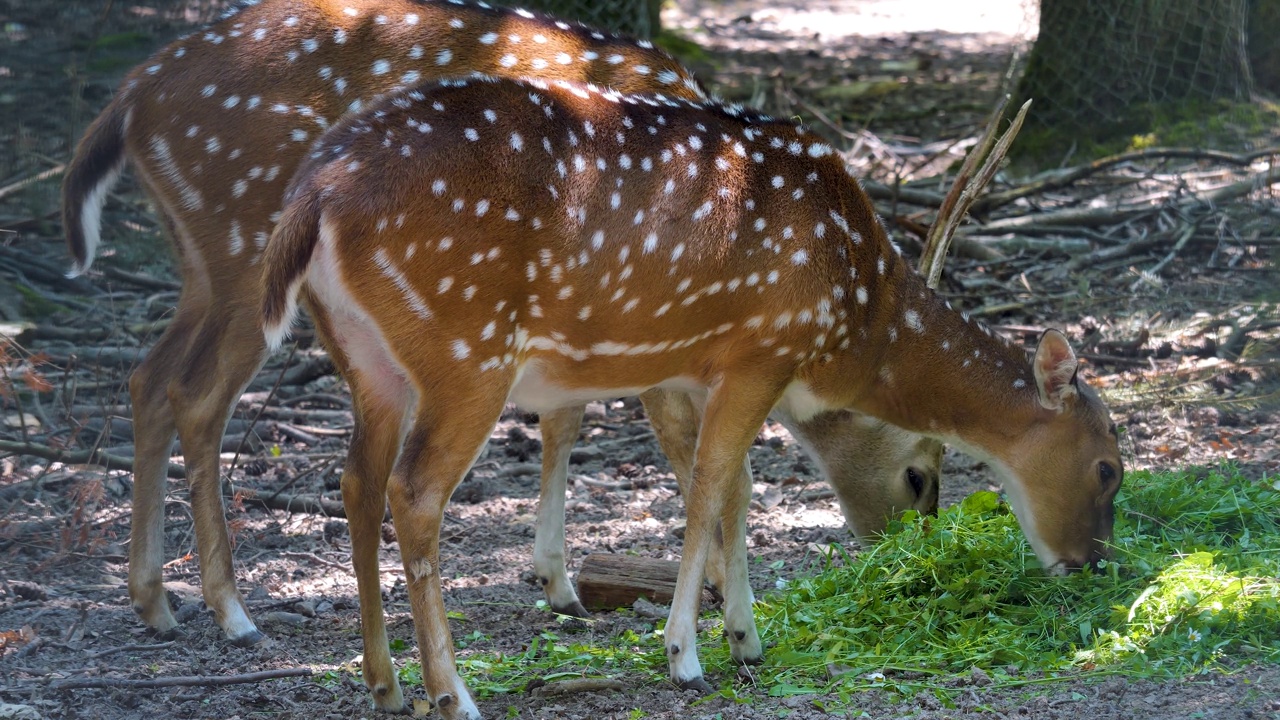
[
  {"x1": 85, "y1": 641, "x2": 177, "y2": 660},
  {"x1": 238, "y1": 488, "x2": 347, "y2": 518},
  {"x1": 529, "y1": 677, "x2": 628, "y2": 697},
  {"x1": 1066, "y1": 217, "x2": 1203, "y2": 272},
  {"x1": 921, "y1": 97, "x2": 1031, "y2": 287},
  {"x1": 0, "y1": 439, "x2": 185, "y2": 479},
  {"x1": 49, "y1": 667, "x2": 312, "y2": 691},
  {"x1": 100, "y1": 266, "x2": 183, "y2": 291},
  {"x1": 280, "y1": 551, "x2": 351, "y2": 573},
  {"x1": 973, "y1": 146, "x2": 1280, "y2": 213},
  {"x1": 0, "y1": 164, "x2": 65, "y2": 201}
]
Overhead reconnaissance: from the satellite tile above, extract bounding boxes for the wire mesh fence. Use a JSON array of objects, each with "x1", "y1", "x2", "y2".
[{"x1": 1015, "y1": 0, "x2": 1253, "y2": 136}]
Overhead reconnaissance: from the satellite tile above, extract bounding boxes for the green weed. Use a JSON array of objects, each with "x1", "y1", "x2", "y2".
[{"x1": 392, "y1": 467, "x2": 1278, "y2": 704}]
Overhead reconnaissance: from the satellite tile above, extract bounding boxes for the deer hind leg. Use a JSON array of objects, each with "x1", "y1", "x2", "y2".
[
  {"x1": 165, "y1": 298, "x2": 271, "y2": 645},
  {"x1": 387, "y1": 380, "x2": 511, "y2": 720},
  {"x1": 664, "y1": 378, "x2": 778, "y2": 690},
  {"x1": 533, "y1": 405, "x2": 589, "y2": 617},
  {"x1": 335, "y1": 359, "x2": 412, "y2": 712},
  {"x1": 639, "y1": 389, "x2": 743, "y2": 598},
  {"x1": 127, "y1": 295, "x2": 207, "y2": 638}
]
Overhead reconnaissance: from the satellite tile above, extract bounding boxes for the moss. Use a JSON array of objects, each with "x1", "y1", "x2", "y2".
[
  {"x1": 1011, "y1": 99, "x2": 1280, "y2": 169},
  {"x1": 652, "y1": 29, "x2": 712, "y2": 67}
]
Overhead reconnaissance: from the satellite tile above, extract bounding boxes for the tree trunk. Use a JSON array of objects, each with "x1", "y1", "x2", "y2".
[
  {"x1": 1017, "y1": 0, "x2": 1253, "y2": 133},
  {"x1": 1249, "y1": 0, "x2": 1280, "y2": 95}
]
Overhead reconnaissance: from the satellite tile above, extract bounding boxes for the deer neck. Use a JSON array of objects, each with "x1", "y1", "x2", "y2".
[{"x1": 802, "y1": 259, "x2": 1041, "y2": 459}]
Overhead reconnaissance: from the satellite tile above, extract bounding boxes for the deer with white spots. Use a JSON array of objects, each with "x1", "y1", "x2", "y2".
[
  {"x1": 260, "y1": 75, "x2": 1123, "y2": 718},
  {"x1": 60, "y1": 0, "x2": 941, "y2": 691}
]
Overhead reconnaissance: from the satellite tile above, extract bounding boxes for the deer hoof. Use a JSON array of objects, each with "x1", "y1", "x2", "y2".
[
  {"x1": 552, "y1": 600, "x2": 591, "y2": 619},
  {"x1": 677, "y1": 676, "x2": 714, "y2": 694},
  {"x1": 227, "y1": 628, "x2": 267, "y2": 647}
]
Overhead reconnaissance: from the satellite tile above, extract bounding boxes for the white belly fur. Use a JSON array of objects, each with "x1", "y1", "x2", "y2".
[{"x1": 507, "y1": 360, "x2": 703, "y2": 413}]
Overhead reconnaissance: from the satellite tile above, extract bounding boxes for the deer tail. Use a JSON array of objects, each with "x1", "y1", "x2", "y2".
[
  {"x1": 261, "y1": 186, "x2": 326, "y2": 352},
  {"x1": 62, "y1": 98, "x2": 131, "y2": 276}
]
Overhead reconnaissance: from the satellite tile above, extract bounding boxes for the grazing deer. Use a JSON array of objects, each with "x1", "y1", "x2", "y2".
[
  {"x1": 535, "y1": 390, "x2": 940, "y2": 616},
  {"x1": 260, "y1": 75, "x2": 1123, "y2": 717},
  {"x1": 60, "y1": 0, "x2": 941, "y2": 666}
]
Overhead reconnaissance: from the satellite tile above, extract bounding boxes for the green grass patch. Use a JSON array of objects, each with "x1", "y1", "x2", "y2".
[{"x1": 392, "y1": 467, "x2": 1279, "y2": 704}]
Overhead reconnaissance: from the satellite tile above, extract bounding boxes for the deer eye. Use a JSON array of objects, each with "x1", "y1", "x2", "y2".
[
  {"x1": 1098, "y1": 461, "x2": 1117, "y2": 486},
  {"x1": 907, "y1": 468, "x2": 926, "y2": 497}
]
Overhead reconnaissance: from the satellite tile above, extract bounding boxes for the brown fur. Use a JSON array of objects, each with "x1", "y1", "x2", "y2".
[{"x1": 260, "y1": 77, "x2": 1122, "y2": 713}]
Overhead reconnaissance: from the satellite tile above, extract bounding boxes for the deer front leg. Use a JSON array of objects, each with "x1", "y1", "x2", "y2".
[
  {"x1": 386, "y1": 384, "x2": 510, "y2": 720},
  {"x1": 533, "y1": 405, "x2": 589, "y2": 617},
  {"x1": 664, "y1": 379, "x2": 777, "y2": 690}
]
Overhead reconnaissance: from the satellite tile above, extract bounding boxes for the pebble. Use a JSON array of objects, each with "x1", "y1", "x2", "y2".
[{"x1": 263, "y1": 611, "x2": 309, "y2": 626}]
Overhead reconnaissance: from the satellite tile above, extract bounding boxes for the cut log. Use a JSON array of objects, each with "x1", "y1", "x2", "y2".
[{"x1": 575, "y1": 553, "x2": 680, "y2": 611}]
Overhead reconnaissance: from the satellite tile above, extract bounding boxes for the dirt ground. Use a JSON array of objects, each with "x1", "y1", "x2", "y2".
[{"x1": 1, "y1": 0, "x2": 1278, "y2": 719}]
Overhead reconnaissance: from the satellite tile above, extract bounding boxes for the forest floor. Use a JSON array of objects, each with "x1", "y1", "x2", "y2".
[{"x1": 1, "y1": 0, "x2": 1278, "y2": 719}]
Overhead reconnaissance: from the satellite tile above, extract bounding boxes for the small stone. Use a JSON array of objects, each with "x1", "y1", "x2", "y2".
[
  {"x1": 322, "y1": 520, "x2": 346, "y2": 542},
  {"x1": 262, "y1": 611, "x2": 309, "y2": 626},
  {"x1": 632, "y1": 597, "x2": 667, "y2": 620},
  {"x1": 9, "y1": 581, "x2": 46, "y2": 602},
  {"x1": 173, "y1": 602, "x2": 202, "y2": 625}
]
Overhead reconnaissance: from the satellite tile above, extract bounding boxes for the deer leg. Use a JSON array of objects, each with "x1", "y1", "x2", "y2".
[
  {"x1": 387, "y1": 383, "x2": 510, "y2": 720},
  {"x1": 166, "y1": 305, "x2": 270, "y2": 645},
  {"x1": 336, "y1": 363, "x2": 412, "y2": 712},
  {"x1": 127, "y1": 300, "x2": 205, "y2": 638},
  {"x1": 640, "y1": 389, "x2": 741, "y2": 597},
  {"x1": 533, "y1": 405, "x2": 589, "y2": 617},
  {"x1": 664, "y1": 379, "x2": 777, "y2": 690}
]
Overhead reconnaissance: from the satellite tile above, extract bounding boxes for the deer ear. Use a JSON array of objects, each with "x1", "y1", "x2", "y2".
[{"x1": 1033, "y1": 329, "x2": 1079, "y2": 411}]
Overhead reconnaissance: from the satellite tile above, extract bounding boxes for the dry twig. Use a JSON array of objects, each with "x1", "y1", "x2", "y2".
[{"x1": 49, "y1": 667, "x2": 312, "y2": 690}]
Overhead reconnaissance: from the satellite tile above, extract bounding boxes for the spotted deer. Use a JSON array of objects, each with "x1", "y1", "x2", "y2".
[
  {"x1": 536, "y1": 389, "x2": 940, "y2": 616},
  {"x1": 60, "y1": 0, "x2": 941, "y2": 658},
  {"x1": 260, "y1": 75, "x2": 1123, "y2": 717}
]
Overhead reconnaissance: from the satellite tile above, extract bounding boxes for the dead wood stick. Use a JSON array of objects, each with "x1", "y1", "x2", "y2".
[
  {"x1": 0, "y1": 164, "x2": 65, "y2": 201},
  {"x1": 49, "y1": 666, "x2": 311, "y2": 690},
  {"x1": 100, "y1": 266, "x2": 183, "y2": 291},
  {"x1": 1203, "y1": 164, "x2": 1280, "y2": 204},
  {"x1": 984, "y1": 203, "x2": 1155, "y2": 232},
  {"x1": 573, "y1": 474, "x2": 678, "y2": 491},
  {"x1": 576, "y1": 553, "x2": 680, "y2": 611},
  {"x1": 280, "y1": 551, "x2": 351, "y2": 573},
  {"x1": 0, "y1": 439, "x2": 349, "y2": 517},
  {"x1": 238, "y1": 404, "x2": 352, "y2": 423},
  {"x1": 974, "y1": 146, "x2": 1280, "y2": 213},
  {"x1": 0, "y1": 438, "x2": 186, "y2": 479},
  {"x1": 85, "y1": 641, "x2": 177, "y2": 659},
  {"x1": 921, "y1": 97, "x2": 1031, "y2": 288},
  {"x1": 1066, "y1": 218, "x2": 1202, "y2": 272},
  {"x1": 237, "y1": 486, "x2": 348, "y2": 518},
  {"x1": 862, "y1": 179, "x2": 950, "y2": 210},
  {"x1": 530, "y1": 677, "x2": 627, "y2": 697}
]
